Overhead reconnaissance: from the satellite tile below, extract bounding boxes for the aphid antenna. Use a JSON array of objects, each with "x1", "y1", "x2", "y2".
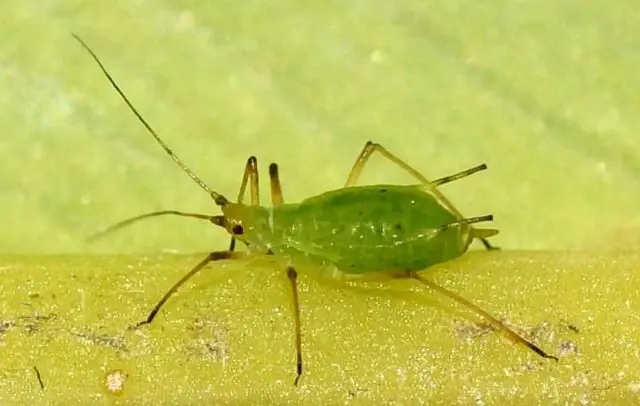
[
  {"x1": 87, "y1": 210, "x2": 219, "y2": 242},
  {"x1": 71, "y1": 33, "x2": 229, "y2": 207}
]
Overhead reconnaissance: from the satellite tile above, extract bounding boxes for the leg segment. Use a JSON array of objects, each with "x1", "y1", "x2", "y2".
[
  {"x1": 270, "y1": 164, "x2": 305, "y2": 386},
  {"x1": 287, "y1": 266, "x2": 303, "y2": 386},
  {"x1": 345, "y1": 141, "x2": 498, "y2": 250},
  {"x1": 269, "y1": 163, "x2": 285, "y2": 205},
  {"x1": 229, "y1": 157, "x2": 261, "y2": 251},
  {"x1": 479, "y1": 238, "x2": 498, "y2": 251},
  {"x1": 235, "y1": 156, "x2": 260, "y2": 206},
  {"x1": 409, "y1": 271, "x2": 558, "y2": 360},
  {"x1": 134, "y1": 250, "x2": 243, "y2": 328}
]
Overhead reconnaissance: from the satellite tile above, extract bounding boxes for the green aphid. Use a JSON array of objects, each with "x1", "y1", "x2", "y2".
[{"x1": 74, "y1": 35, "x2": 558, "y2": 386}]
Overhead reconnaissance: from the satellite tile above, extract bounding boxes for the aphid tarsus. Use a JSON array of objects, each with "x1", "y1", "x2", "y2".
[{"x1": 73, "y1": 34, "x2": 558, "y2": 386}]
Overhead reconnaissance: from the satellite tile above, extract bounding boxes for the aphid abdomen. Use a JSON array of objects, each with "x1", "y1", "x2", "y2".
[{"x1": 266, "y1": 185, "x2": 473, "y2": 274}]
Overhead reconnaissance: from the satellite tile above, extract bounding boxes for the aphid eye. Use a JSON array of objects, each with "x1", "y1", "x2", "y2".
[{"x1": 231, "y1": 224, "x2": 244, "y2": 235}]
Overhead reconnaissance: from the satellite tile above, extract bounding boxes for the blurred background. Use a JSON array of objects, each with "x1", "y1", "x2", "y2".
[{"x1": 0, "y1": 0, "x2": 638, "y2": 254}]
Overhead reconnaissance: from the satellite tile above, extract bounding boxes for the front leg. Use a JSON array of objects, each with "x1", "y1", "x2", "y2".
[{"x1": 134, "y1": 250, "x2": 244, "y2": 328}]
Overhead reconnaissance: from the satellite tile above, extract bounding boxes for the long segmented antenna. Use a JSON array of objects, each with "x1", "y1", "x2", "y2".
[
  {"x1": 72, "y1": 34, "x2": 229, "y2": 206},
  {"x1": 87, "y1": 210, "x2": 217, "y2": 242}
]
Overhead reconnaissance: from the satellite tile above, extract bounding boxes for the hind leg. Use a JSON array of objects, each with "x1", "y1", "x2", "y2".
[
  {"x1": 345, "y1": 141, "x2": 499, "y2": 250},
  {"x1": 409, "y1": 271, "x2": 557, "y2": 360}
]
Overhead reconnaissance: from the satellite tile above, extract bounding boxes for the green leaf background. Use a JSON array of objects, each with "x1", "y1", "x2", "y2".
[
  {"x1": 3, "y1": 0, "x2": 639, "y2": 254},
  {"x1": 1, "y1": 1, "x2": 639, "y2": 404}
]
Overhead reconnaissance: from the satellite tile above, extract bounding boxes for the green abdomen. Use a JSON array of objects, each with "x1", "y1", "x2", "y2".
[{"x1": 269, "y1": 185, "x2": 471, "y2": 274}]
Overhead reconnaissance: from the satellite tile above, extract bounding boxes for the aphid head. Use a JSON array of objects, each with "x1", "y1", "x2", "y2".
[{"x1": 211, "y1": 202, "x2": 262, "y2": 242}]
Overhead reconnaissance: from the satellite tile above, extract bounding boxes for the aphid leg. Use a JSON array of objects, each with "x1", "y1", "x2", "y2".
[
  {"x1": 134, "y1": 250, "x2": 243, "y2": 328},
  {"x1": 345, "y1": 141, "x2": 498, "y2": 250},
  {"x1": 409, "y1": 271, "x2": 558, "y2": 361},
  {"x1": 479, "y1": 238, "x2": 500, "y2": 251},
  {"x1": 269, "y1": 163, "x2": 284, "y2": 205},
  {"x1": 236, "y1": 157, "x2": 260, "y2": 206},
  {"x1": 270, "y1": 165, "x2": 304, "y2": 385},
  {"x1": 286, "y1": 266, "x2": 304, "y2": 386},
  {"x1": 229, "y1": 156, "x2": 260, "y2": 251}
]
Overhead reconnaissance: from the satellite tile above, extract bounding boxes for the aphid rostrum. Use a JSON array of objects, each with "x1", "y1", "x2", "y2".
[{"x1": 73, "y1": 35, "x2": 558, "y2": 385}]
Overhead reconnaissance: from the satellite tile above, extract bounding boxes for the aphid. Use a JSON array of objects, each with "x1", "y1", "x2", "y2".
[{"x1": 73, "y1": 34, "x2": 558, "y2": 385}]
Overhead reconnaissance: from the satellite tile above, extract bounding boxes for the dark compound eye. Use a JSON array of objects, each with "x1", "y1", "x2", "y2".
[{"x1": 231, "y1": 224, "x2": 244, "y2": 235}]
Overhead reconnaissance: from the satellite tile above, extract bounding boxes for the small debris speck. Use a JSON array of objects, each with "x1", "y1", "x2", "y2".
[
  {"x1": 0, "y1": 320, "x2": 16, "y2": 335},
  {"x1": 557, "y1": 340, "x2": 579, "y2": 356},
  {"x1": 455, "y1": 321, "x2": 494, "y2": 341},
  {"x1": 104, "y1": 369, "x2": 128, "y2": 395},
  {"x1": 33, "y1": 366, "x2": 45, "y2": 390},
  {"x1": 71, "y1": 330, "x2": 127, "y2": 351},
  {"x1": 188, "y1": 318, "x2": 229, "y2": 364}
]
